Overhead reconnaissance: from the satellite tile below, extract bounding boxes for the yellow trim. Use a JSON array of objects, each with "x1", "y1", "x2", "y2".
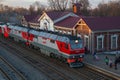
[
  {"x1": 29, "y1": 22, "x2": 39, "y2": 25},
  {"x1": 38, "y1": 12, "x2": 46, "y2": 21},
  {"x1": 38, "y1": 11, "x2": 53, "y2": 22},
  {"x1": 54, "y1": 26, "x2": 73, "y2": 30},
  {"x1": 77, "y1": 24, "x2": 86, "y2": 26},
  {"x1": 80, "y1": 19, "x2": 92, "y2": 32},
  {"x1": 73, "y1": 18, "x2": 81, "y2": 29}
]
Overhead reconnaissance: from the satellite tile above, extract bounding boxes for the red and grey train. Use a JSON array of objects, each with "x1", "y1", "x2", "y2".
[{"x1": 0, "y1": 22, "x2": 85, "y2": 67}]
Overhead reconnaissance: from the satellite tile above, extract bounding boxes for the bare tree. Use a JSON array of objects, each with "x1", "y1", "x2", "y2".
[
  {"x1": 47, "y1": 0, "x2": 68, "y2": 11},
  {"x1": 71, "y1": 0, "x2": 90, "y2": 15},
  {"x1": 33, "y1": 1, "x2": 45, "y2": 14},
  {"x1": 48, "y1": 0, "x2": 57, "y2": 10},
  {"x1": 14, "y1": 7, "x2": 29, "y2": 15},
  {"x1": 92, "y1": 0, "x2": 120, "y2": 16},
  {"x1": 28, "y1": 1, "x2": 46, "y2": 14},
  {"x1": 76, "y1": 0, "x2": 90, "y2": 9},
  {"x1": 29, "y1": 5, "x2": 35, "y2": 14},
  {"x1": 0, "y1": 0, "x2": 4, "y2": 2}
]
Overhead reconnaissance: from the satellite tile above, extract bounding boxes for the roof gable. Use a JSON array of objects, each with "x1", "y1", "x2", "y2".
[
  {"x1": 38, "y1": 11, "x2": 79, "y2": 24},
  {"x1": 38, "y1": 12, "x2": 53, "y2": 22},
  {"x1": 54, "y1": 12, "x2": 78, "y2": 23},
  {"x1": 46, "y1": 11, "x2": 70, "y2": 21},
  {"x1": 55, "y1": 16, "x2": 81, "y2": 28},
  {"x1": 45, "y1": 11, "x2": 78, "y2": 23}
]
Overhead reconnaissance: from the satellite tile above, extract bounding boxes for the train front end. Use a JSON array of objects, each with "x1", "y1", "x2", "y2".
[{"x1": 67, "y1": 38, "x2": 85, "y2": 67}]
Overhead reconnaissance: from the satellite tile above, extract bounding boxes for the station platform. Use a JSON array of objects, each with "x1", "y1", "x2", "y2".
[{"x1": 84, "y1": 53, "x2": 120, "y2": 79}]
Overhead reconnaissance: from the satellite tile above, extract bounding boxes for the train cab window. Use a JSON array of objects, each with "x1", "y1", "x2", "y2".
[{"x1": 70, "y1": 40, "x2": 82, "y2": 50}]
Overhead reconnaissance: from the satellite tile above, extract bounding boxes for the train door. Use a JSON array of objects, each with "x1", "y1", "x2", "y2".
[
  {"x1": 0, "y1": 27, "x2": 2, "y2": 34},
  {"x1": 59, "y1": 42, "x2": 70, "y2": 54},
  {"x1": 4, "y1": 26, "x2": 9, "y2": 38}
]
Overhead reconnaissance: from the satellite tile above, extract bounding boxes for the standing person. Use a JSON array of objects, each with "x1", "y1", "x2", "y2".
[
  {"x1": 114, "y1": 56, "x2": 120, "y2": 70},
  {"x1": 114, "y1": 60, "x2": 117, "y2": 70},
  {"x1": 93, "y1": 50, "x2": 99, "y2": 60},
  {"x1": 104, "y1": 56, "x2": 109, "y2": 65},
  {"x1": 109, "y1": 59, "x2": 113, "y2": 68},
  {"x1": 93, "y1": 50, "x2": 96, "y2": 59},
  {"x1": 115, "y1": 51, "x2": 119, "y2": 59},
  {"x1": 114, "y1": 58, "x2": 118, "y2": 70},
  {"x1": 84, "y1": 46, "x2": 88, "y2": 54}
]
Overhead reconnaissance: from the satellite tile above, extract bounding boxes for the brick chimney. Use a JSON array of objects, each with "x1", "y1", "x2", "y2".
[{"x1": 73, "y1": 3, "x2": 82, "y2": 15}]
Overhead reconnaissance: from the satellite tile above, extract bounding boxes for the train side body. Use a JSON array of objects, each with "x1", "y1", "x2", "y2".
[
  {"x1": 29, "y1": 30, "x2": 85, "y2": 67},
  {"x1": 0, "y1": 23, "x2": 10, "y2": 38},
  {"x1": 0, "y1": 23, "x2": 85, "y2": 67}
]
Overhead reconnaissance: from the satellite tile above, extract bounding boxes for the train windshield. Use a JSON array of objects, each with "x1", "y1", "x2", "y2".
[{"x1": 70, "y1": 40, "x2": 83, "y2": 50}]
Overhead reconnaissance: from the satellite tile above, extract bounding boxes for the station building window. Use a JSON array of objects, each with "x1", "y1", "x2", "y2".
[
  {"x1": 111, "y1": 34, "x2": 118, "y2": 49},
  {"x1": 97, "y1": 35, "x2": 104, "y2": 50}
]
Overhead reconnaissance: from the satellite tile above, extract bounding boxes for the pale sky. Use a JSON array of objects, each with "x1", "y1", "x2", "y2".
[{"x1": 1, "y1": 0, "x2": 112, "y2": 9}]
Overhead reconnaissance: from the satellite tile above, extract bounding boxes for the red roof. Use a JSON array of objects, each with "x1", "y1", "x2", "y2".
[
  {"x1": 31, "y1": 15, "x2": 41, "y2": 23},
  {"x1": 83, "y1": 16, "x2": 120, "y2": 31},
  {"x1": 46, "y1": 11, "x2": 70, "y2": 21},
  {"x1": 24, "y1": 14, "x2": 41, "y2": 23},
  {"x1": 55, "y1": 16, "x2": 80, "y2": 28}
]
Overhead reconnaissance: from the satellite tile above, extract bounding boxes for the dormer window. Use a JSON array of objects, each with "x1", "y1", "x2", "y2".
[{"x1": 44, "y1": 22, "x2": 48, "y2": 30}]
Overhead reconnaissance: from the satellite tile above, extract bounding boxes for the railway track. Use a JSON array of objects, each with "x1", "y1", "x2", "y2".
[
  {"x1": 0, "y1": 38, "x2": 73, "y2": 80},
  {"x1": 0, "y1": 37, "x2": 117, "y2": 80},
  {"x1": 0, "y1": 68, "x2": 10, "y2": 80},
  {"x1": 0, "y1": 56, "x2": 26, "y2": 80}
]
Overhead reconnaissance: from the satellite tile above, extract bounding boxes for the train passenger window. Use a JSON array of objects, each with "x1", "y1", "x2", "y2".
[
  {"x1": 50, "y1": 39, "x2": 55, "y2": 43},
  {"x1": 18, "y1": 31, "x2": 21, "y2": 34},
  {"x1": 42, "y1": 37, "x2": 47, "y2": 40},
  {"x1": 34, "y1": 35, "x2": 38, "y2": 38}
]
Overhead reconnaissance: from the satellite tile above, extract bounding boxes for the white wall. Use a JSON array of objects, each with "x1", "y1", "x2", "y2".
[{"x1": 39, "y1": 15, "x2": 54, "y2": 31}]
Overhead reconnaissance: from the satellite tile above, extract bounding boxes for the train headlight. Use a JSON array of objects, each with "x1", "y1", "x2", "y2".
[
  {"x1": 80, "y1": 55, "x2": 83, "y2": 58},
  {"x1": 75, "y1": 40, "x2": 78, "y2": 44}
]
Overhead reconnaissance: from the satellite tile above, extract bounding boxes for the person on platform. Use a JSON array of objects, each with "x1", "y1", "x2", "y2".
[
  {"x1": 104, "y1": 56, "x2": 109, "y2": 65},
  {"x1": 93, "y1": 50, "x2": 99, "y2": 60},
  {"x1": 109, "y1": 59, "x2": 113, "y2": 68}
]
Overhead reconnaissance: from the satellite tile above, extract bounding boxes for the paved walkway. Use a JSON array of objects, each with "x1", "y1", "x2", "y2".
[{"x1": 84, "y1": 53, "x2": 120, "y2": 77}]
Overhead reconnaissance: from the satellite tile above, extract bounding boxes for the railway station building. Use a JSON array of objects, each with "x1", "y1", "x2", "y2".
[
  {"x1": 81, "y1": 17, "x2": 120, "y2": 53},
  {"x1": 21, "y1": 3, "x2": 120, "y2": 54},
  {"x1": 21, "y1": 13, "x2": 41, "y2": 29}
]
